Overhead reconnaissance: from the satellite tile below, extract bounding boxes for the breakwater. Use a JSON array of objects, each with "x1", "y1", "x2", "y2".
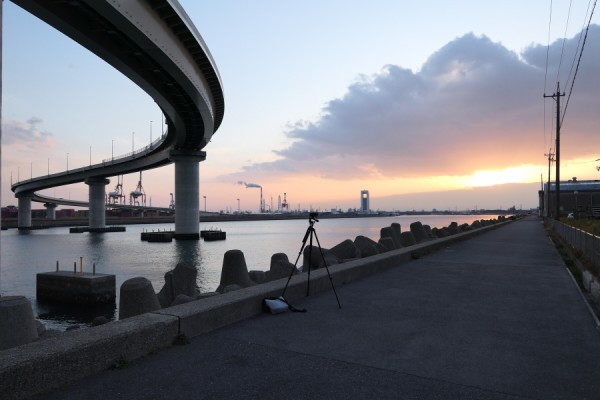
[
  {"x1": 0, "y1": 215, "x2": 507, "y2": 331},
  {"x1": 0, "y1": 216, "x2": 513, "y2": 399}
]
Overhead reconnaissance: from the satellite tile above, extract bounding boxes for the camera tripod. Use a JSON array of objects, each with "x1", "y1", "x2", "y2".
[{"x1": 281, "y1": 213, "x2": 341, "y2": 309}]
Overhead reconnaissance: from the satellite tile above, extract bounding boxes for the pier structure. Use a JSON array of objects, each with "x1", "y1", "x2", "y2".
[
  {"x1": 171, "y1": 150, "x2": 206, "y2": 239},
  {"x1": 86, "y1": 177, "x2": 110, "y2": 229},
  {"x1": 9, "y1": 0, "x2": 225, "y2": 239},
  {"x1": 44, "y1": 202, "x2": 57, "y2": 220},
  {"x1": 16, "y1": 194, "x2": 32, "y2": 229}
]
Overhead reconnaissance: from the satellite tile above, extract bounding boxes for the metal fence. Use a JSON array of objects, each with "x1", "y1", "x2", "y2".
[{"x1": 546, "y1": 219, "x2": 600, "y2": 273}]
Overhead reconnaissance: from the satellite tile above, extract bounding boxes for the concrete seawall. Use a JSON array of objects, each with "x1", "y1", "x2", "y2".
[{"x1": 0, "y1": 220, "x2": 509, "y2": 399}]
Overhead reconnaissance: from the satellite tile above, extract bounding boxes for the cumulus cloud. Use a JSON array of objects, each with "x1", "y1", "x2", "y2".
[
  {"x1": 237, "y1": 26, "x2": 600, "y2": 180},
  {"x1": 2, "y1": 117, "x2": 54, "y2": 147}
]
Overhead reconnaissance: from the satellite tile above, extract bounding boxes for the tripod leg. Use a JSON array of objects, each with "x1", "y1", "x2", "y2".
[
  {"x1": 281, "y1": 226, "x2": 311, "y2": 298},
  {"x1": 312, "y1": 229, "x2": 342, "y2": 309},
  {"x1": 306, "y1": 228, "x2": 313, "y2": 296}
]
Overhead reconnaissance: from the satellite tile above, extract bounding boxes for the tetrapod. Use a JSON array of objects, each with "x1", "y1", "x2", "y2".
[{"x1": 281, "y1": 212, "x2": 341, "y2": 309}]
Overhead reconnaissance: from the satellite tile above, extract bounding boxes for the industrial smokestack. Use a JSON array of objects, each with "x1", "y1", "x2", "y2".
[
  {"x1": 237, "y1": 181, "x2": 263, "y2": 212},
  {"x1": 237, "y1": 181, "x2": 261, "y2": 189}
]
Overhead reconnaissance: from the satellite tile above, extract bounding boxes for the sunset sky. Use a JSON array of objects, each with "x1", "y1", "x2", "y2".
[{"x1": 3, "y1": 1, "x2": 600, "y2": 212}]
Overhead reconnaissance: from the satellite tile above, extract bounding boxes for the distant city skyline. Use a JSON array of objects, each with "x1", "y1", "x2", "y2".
[{"x1": 2, "y1": 1, "x2": 599, "y2": 212}]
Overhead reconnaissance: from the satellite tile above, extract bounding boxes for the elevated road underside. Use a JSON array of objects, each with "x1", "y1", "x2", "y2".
[{"x1": 8, "y1": 0, "x2": 225, "y2": 237}]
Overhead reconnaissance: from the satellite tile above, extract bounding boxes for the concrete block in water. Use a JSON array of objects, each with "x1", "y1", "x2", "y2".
[
  {"x1": 0, "y1": 296, "x2": 38, "y2": 350},
  {"x1": 216, "y1": 250, "x2": 256, "y2": 293},
  {"x1": 378, "y1": 237, "x2": 395, "y2": 251},
  {"x1": 447, "y1": 222, "x2": 459, "y2": 235},
  {"x1": 423, "y1": 225, "x2": 434, "y2": 238},
  {"x1": 354, "y1": 235, "x2": 380, "y2": 258},
  {"x1": 249, "y1": 270, "x2": 267, "y2": 284},
  {"x1": 380, "y1": 227, "x2": 400, "y2": 249},
  {"x1": 390, "y1": 223, "x2": 402, "y2": 246},
  {"x1": 409, "y1": 221, "x2": 429, "y2": 243},
  {"x1": 431, "y1": 227, "x2": 443, "y2": 238},
  {"x1": 267, "y1": 253, "x2": 297, "y2": 281},
  {"x1": 303, "y1": 245, "x2": 326, "y2": 271},
  {"x1": 157, "y1": 262, "x2": 198, "y2": 308},
  {"x1": 119, "y1": 277, "x2": 161, "y2": 319},
  {"x1": 36, "y1": 271, "x2": 115, "y2": 305},
  {"x1": 329, "y1": 239, "x2": 360, "y2": 260},
  {"x1": 400, "y1": 231, "x2": 417, "y2": 247}
]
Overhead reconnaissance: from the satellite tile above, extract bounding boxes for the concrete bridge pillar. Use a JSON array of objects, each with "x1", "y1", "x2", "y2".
[
  {"x1": 44, "y1": 203, "x2": 57, "y2": 220},
  {"x1": 85, "y1": 177, "x2": 109, "y2": 229},
  {"x1": 17, "y1": 195, "x2": 32, "y2": 229},
  {"x1": 170, "y1": 150, "x2": 206, "y2": 239}
]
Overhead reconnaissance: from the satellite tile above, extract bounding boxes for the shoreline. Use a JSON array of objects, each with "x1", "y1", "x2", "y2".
[
  {"x1": 0, "y1": 210, "x2": 514, "y2": 230},
  {"x1": 0, "y1": 218, "x2": 512, "y2": 399}
]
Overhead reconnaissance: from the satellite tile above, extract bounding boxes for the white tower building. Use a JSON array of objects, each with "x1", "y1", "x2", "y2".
[{"x1": 360, "y1": 190, "x2": 370, "y2": 213}]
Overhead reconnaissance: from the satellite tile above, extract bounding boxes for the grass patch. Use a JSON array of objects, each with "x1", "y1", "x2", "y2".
[
  {"x1": 547, "y1": 228, "x2": 584, "y2": 289},
  {"x1": 561, "y1": 218, "x2": 600, "y2": 236}
]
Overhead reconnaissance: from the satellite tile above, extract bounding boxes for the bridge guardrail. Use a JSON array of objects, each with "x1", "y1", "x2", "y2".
[{"x1": 13, "y1": 133, "x2": 168, "y2": 186}]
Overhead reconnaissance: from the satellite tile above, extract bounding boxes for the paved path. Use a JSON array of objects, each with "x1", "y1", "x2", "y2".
[{"x1": 33, "y1": 216, "x2": 600, "y2": 399}]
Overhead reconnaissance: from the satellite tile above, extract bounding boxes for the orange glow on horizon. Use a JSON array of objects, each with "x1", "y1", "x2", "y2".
[{"x1": 462, "y1": 165, "x2": 540, "y2": 187}]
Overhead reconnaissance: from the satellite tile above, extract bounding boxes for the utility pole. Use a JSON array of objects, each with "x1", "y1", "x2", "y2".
[
  {"x1": 544, "y1": 82, "x2": 565, "y2": 220},
  {"x1": 544, "y1": 149, "x2": 555, "y2": 218}
]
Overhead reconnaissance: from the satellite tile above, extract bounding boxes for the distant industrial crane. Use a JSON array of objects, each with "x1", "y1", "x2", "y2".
[
  {"x1": 281, "y1": 192, "x2": 289, "y2": 211},
  {"x1": 106, "y1": 175, "x2": 125, "y2": 204},
  {"x1": 169, "y1": 192, "x2": 175, "y2": 209},
  {"x1": 129, "y1": 171, "x2": 146, "y2": 206}
]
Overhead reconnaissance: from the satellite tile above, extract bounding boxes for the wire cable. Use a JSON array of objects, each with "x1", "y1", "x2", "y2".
[
  {"x1": 561, "y1": 0, "x2": 597, "y2": 126},
  {"x1": 564, "y1": 0, "x2": 593, "y2": 91},
  {"x1": 556, "y1": 0, "x2": 573, "y2": 83},
  {"x1": 543, "y1": 0, "x2": 553, "y2": 155}
]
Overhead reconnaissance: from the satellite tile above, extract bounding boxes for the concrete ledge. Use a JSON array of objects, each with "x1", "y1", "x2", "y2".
[
  {"x1": 0, "y1": 313, "x2": 178, "y2": 400},
  {"x1": 158, "y1": 220, "x2": 509, "y2": 338},
  {"x1": 0, "y1": 219, "x2": 509, "y2": 399}
]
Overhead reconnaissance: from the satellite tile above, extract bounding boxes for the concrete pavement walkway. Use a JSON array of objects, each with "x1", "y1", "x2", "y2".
[{"x1": 32, "y1": 216, "x2": 600, "y2": 399}]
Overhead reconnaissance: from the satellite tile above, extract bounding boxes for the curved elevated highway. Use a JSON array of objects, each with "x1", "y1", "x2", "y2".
[{"x1": 9, "y1": 0, "x2": 224, "y2": 238}]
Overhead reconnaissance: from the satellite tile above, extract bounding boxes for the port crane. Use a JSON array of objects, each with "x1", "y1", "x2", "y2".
[
  {"x1": 129, "y1": 171, "x2": 147, "y2": 206},
  {"x1": 106, "y1": 175, "x2": 125, "y2": 204}
]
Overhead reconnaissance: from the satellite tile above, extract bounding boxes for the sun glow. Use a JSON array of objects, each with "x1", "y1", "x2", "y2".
[{"x1": 464, "y1": 166, "x2": 539, "y2": 187}]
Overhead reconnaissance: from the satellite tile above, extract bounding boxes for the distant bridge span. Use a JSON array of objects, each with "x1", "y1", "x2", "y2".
[
  {"x1": 32, "y1": 193, "x2": 174, "y2": 214},
  {"x1": 8, "y1": 0, "x2": 224, "y2": 238}
]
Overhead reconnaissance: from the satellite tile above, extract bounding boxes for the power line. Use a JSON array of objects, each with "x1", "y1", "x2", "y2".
[
  {"x1": 556, "y1": 0, "x2": 573, "y2": 83},
  {"x1": 543, "y1": 0, "x2": 553, "y2": 153},
  {"x1": 564, "y1": 0, "x2": 593, "y2": 92},
  {"x1": 561, "y1": 0, "x2": 597, "y2": 126}
]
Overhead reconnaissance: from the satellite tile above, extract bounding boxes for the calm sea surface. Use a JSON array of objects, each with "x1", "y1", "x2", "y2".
[{"x1": 0, "y1": 214, "x2": 496, "y2": 329}]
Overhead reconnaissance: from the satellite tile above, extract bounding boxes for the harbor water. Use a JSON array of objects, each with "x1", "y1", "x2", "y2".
[{"x1": 0, "y1": 214, "x2": 496, "y2": 330}]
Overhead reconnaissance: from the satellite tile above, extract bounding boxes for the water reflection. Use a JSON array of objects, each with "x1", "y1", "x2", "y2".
[
  {"x1": 174, "y1": 240, "x2": 205, "y2": 292},
  {"x1": 174, "y1": 240, "x2": 200, "y2": 266},
  {"x1": 86, "y1": 232, "x2": 107, "y2": 268}
]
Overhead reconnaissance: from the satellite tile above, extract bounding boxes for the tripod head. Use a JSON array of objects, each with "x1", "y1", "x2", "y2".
[{"x1": 309, "y1": 212, "x2": 319, "y2": 223}]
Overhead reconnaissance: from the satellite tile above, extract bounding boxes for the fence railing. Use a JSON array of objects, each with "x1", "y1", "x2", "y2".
[{"x1": 546, "y1": 218, "x2": 600, "y2": 273}]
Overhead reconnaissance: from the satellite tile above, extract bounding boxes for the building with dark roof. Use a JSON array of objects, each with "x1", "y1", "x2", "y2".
[{"x1": 539, "y1": 178, "x2": 600, "y2": 218}]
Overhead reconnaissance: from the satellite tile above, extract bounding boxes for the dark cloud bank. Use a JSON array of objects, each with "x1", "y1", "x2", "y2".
[{"x1": 240, "y1": 26, "x2": 600, "y2": 181}]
